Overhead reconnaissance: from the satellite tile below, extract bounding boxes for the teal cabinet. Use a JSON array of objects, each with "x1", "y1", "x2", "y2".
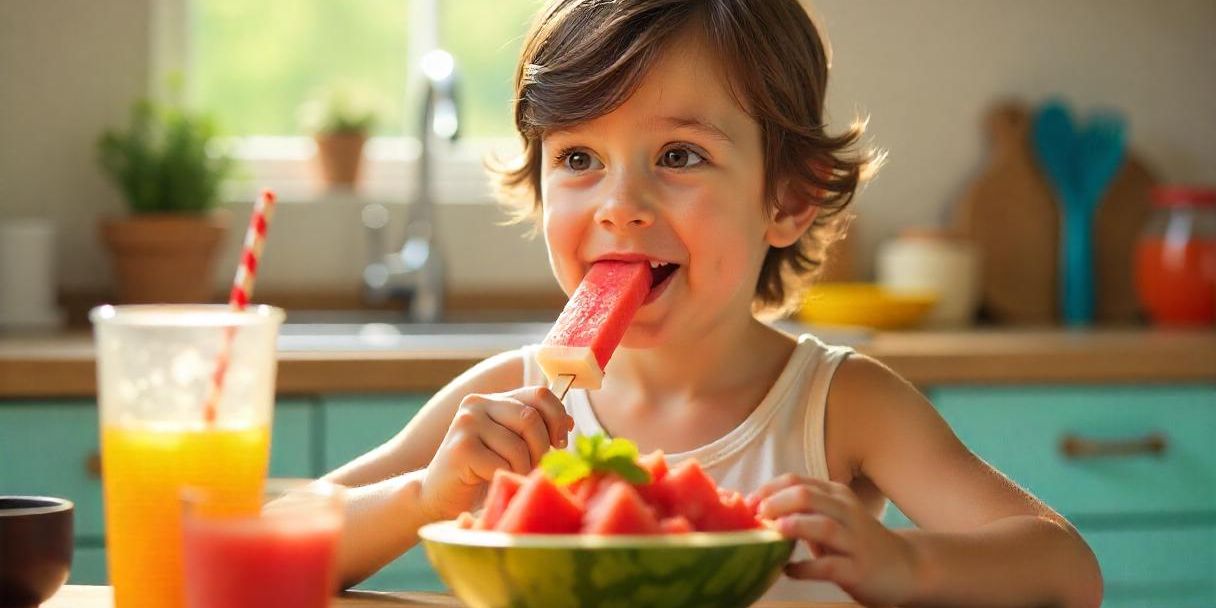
[
  {"x1": 0, "y1": 398, "x2": 319, "y2": 585},
  {"x1": 923, "y1": 385, "x2": 1216, "y2": 607},
  {"x1": 360, "y1": 545, "x2": 445, "y2": 592},
  {"x1": 271, "y1": 399, "x2": 320, "y2": 477},
  {"x1": 320, "y1": 393, "x2": 444, "y2": 592},
  {"x1": 70, "y1": 545, "x2": 107, "y2": 585},
  {"x1": 930, "y1": 385, "x2": 1216, "y2": 518},
  {"x1": 321, "y1": 394, "x2": 427, "y2": 471},
  {"x1": 1085, "y1": 526, "x2": 1216, "y2": 607},
  {"x1": 0, "y1": 400, "x2": 105, "y2": 538}
]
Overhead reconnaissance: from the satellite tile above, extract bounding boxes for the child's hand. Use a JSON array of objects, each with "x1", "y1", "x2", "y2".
[
  {"x1": 421, "y1": 387, "x2": 575, "y2": 521},
  {"x1": 748, "y1": 475, "x2": 920, "y2": 608}
]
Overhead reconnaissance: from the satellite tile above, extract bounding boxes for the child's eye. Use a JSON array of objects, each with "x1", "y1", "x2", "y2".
[
  {"x1": 658, "y1": 146, "x2": 706, "y2": 169},
  {"x1": 554, "y1": 147, "x2": 603, "y2": 172}
]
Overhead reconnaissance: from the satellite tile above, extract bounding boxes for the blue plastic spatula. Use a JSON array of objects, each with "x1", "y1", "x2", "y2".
[{"x1": 1031, "y1": 100, "x2": 1127, "y2": 326}]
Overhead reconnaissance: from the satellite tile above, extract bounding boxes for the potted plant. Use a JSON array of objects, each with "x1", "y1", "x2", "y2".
[
  {"x1": 97, "y1": 99, "x2": 236, "y2": 304},
  {"x1": 298, "y1": 84, "x2": 382, "y2": 188}
]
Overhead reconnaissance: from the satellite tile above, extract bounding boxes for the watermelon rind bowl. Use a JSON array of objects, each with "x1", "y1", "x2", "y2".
[{"x1": 419, "y1": 520, "x2": 795, "y2": 608}]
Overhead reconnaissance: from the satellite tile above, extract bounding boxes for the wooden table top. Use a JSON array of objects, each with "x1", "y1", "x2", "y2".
[{"x1": 46, "y1": 585, "x2": 858, "y2": 607}]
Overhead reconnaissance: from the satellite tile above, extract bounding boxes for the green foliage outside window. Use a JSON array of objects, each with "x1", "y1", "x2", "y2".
[
  {"x1": 191, "y1": 0, "x2": 540, "y2": 139},
  {"x1": 440, "y1": 1, "x2": 541, "y2": 137}
]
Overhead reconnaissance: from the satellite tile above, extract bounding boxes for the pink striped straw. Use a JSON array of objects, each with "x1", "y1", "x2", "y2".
[{"x1": 204, "y1": 188, "x2": 277, "y2": 424}]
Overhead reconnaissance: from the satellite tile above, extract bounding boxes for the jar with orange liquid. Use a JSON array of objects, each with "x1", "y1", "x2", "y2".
[{"x1": 1134, "y1": 186, "x2": 1216, "y2": 326}]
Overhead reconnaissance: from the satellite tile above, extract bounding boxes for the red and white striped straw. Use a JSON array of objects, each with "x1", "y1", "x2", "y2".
[
  {"x1": 204, "y1": 188, "x2": 277, "y2": 424},
  {"x1": 228, "y1": 188, "x2": 277, "y2": 310}
]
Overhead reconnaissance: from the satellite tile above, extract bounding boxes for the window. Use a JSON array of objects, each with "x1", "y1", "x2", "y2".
[
  {"x1": 439, "y1": 2, "x2": 541, "y2": 138},
  {"x1": 192, "y1": 1, "x2": 411, "y2": 137},
  {"x1": 165, "y1": 0, "x2": 541, "y2": 201}
]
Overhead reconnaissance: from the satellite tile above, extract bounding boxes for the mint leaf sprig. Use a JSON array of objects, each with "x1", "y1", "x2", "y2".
[{"x1": 541, "y1": 434, "x2": 651, "y2": 486}]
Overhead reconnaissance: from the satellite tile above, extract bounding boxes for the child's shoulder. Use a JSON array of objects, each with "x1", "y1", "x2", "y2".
[
  {"x1": 831, "y1": 352, "x2": 913, "y2": 397},
  {"x1": 823, "y1": 352, "x2": 935, "y2": 470},
  {"x1": 437, "y1": 348, "x2": 528, "y2": 399}
]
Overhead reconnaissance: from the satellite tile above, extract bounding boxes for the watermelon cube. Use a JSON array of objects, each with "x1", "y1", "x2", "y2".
[
  {"x1": 659, "y1": 460, "x2": 722, "y2": 527},
  {"x1": 494, "y1": 470, "x2": 584, "y2": 534},
  {"x1": 581, "y1": 481, "x2": 661, "y2": 535},
  {"x1": 569, "y1": 472, "x2": 611, "y2": 510},
  {"x1": 701, "y1": 490, "x2": 763, "y2": 531},
  {"x1": 632, "y1": 450, "x2": 673, "y2": 517},
  {"x1": 476, "y1": 468, "x2": 526, "y2": 530},
  {"x1": 638, "y1": 450, "x2": 668, "y2": 482},
  {"x1": 634, "y1": 482, "x2": 670, "y2": 519},
  {"x1": 658, "y1": 515, "x2": 694, "y2": 534}
]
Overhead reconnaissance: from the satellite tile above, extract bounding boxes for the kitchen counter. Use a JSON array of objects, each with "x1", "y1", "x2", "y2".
[
  {"x1": 1, "y1": 328, "x2": 1213, "y2": 398},
  {"x1": 47, "y1": 585, "x2": 857, "y2": 607}
]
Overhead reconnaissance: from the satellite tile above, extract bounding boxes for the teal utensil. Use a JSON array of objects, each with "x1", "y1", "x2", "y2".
[{"x1": 1031, "y1": 100, "x2": 1127, "y2": 326}]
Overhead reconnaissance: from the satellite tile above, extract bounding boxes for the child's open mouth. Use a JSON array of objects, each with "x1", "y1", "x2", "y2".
[{"x1": 644, "y1": 261, "x2": 679, "y2": 304}]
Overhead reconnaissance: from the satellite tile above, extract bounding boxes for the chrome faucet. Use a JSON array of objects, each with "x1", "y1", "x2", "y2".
[{"x1": 362, "y1": 49, "x2": 459, "y2": 322}]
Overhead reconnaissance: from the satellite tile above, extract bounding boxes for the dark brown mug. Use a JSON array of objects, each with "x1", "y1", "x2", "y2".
[{"x1": 0, "y1": 497, "x2": 74, "y2": 608}]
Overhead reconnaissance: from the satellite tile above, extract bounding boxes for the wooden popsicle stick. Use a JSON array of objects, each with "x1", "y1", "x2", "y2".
[{"x1": 549, "y1": 373, "x2": 576, "y2": 400}]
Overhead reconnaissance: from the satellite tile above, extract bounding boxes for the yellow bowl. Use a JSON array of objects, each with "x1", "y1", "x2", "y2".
[{"x1": 797, "y1": 283, "x2": 938, "y2": 330}]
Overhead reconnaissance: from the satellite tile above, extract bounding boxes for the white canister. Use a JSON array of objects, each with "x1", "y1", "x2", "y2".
[
  {"x1": 877, "y1": 228, "x2": 980, "y2": 327},
  {"x1": 0, "y1": 218, "x2": 64, "y2": 330}
]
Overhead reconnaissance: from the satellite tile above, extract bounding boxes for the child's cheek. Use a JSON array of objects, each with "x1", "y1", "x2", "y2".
[{"x1": 541, "y1": 205, "x2": 583, "y2": 293}]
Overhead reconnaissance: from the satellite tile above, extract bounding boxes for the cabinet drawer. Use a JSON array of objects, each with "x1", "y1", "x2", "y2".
[
  {"x1": 1084, "y1": 525, "x2": 1216, "y2": 607},
  {"x1": 930, "y1": 386, "x2": 1216, "y2": 517},
  {"x1": 321, "y1": 394, "x2": 428, "y2": 472},
  {"x1": 0, "y1": 400, "x2": 105, "y2": 537}
]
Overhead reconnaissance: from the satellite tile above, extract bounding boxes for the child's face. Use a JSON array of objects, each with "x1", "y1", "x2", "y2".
[{"x1": 540, "y1": 30, "x2": 780, "y2": 348}]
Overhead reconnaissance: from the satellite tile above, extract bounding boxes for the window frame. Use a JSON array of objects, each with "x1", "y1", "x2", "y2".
[{"x1": 156, "y1": 0, "x2": 519, "y2": 205}]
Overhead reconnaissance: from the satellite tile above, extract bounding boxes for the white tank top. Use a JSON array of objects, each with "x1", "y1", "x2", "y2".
[{"x1": 521, "y1": 333, "x2": 856, "y2": 602}]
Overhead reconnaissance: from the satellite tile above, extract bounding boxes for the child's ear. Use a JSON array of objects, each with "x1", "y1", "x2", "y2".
[{"x1": 765, "y1": 180, "x2": 820, "y2": 248}]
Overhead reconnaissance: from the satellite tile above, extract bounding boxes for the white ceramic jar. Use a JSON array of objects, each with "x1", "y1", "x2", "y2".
[
  {"x1": 877, "y1": 228, "x2": 980, "y2": 327},
  {"x1": 0, "y1": 218, "x2": 63, "y2": 331}
]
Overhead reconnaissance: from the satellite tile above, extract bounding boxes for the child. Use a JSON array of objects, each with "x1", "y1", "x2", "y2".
[{"x1": 326, "y1": 1, "x2": 1102, "y2": 605}]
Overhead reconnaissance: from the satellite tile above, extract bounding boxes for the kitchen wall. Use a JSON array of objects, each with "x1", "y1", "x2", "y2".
[
  {"x1": 819, "y1": 0, "x2": 1216, "y2": 273},
  {"x1": 0, "y1": 1, "x2": 152, "y2": 291},
  {"x1": 2, "y1": 0, "x2": 1214, "y2": 299}
]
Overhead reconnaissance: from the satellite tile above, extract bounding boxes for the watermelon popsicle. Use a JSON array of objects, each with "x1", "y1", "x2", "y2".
[{"x1": 537, "y1": 260, "x2": 653, "y2": 396}]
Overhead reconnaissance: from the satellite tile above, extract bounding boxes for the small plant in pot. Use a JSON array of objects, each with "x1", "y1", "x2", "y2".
[
  {"x1": 298, "y1": 84, "x2": 383, "y2": 189},
  {"x1": 97, "y1": 99, "x2": 236, "y2": 304}
]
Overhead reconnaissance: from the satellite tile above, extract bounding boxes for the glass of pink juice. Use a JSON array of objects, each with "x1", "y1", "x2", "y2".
[{"x1": 181, "y1": 479, "x2": 346, "y2": 608}]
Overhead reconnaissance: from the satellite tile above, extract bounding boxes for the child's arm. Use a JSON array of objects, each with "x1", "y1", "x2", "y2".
[
  {"x1": 750, "y1": 356, "x2": 1103, "y2": 608},
  {"x1": 321, "y1": 350, "x2": 573, "y2": 588}
]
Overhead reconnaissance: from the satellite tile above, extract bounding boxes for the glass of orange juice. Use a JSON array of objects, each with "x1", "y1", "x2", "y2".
[{"x1": 91, "y1": 304, "x2": 284, "y2": 608}]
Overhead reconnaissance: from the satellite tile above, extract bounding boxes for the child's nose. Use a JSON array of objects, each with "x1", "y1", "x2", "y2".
[{"x1": 594, "y1": 173, "x2": 656, "y2": 230}]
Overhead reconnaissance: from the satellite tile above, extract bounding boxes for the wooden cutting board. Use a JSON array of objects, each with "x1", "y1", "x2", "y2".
[{"x1": 952, "y1": 102, "x2": 1157, "y2": 325}]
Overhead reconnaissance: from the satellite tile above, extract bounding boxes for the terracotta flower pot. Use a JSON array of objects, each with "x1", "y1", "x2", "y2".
[
  {"x1": 99, "y1": 213, "x2": 228, "y2": 304},
  {"x1": 315, "y1": 132, "x2": 368, "y2": 187}
]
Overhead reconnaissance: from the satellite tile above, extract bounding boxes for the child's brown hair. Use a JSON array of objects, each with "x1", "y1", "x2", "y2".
[{"x1": 491, "y1": 0, "x2": 880, "y2": 315}]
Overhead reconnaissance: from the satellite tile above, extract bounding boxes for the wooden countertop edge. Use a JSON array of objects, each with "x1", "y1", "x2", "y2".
[{"x1": 2, "y1": 331, "x2": 1214, "y2": 398}]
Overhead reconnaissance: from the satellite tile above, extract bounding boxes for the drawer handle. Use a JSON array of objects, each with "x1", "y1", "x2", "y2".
[
  {"x1": 86, "y1": 451, "x2": 101, "y2": 479},
  {"x1": 1059, "y1": 433, "x2": 1167, "y2": 459}
]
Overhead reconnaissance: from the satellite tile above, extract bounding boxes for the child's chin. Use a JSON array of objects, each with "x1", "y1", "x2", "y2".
[{"x1": 618, "y1": 326, "x2": 667, "y2": 350}]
